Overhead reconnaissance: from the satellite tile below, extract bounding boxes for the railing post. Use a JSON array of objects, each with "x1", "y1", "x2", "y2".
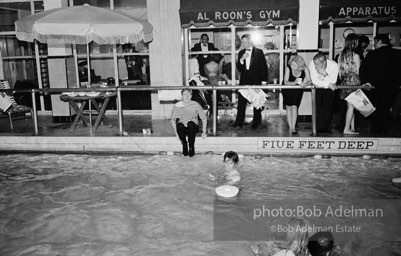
[
  {"x1": 213, "y1": 86, "x2": 217, "y2": 135},
  {"x1": 311, "y1": 87, "x2": 317, "y2": 136},
  {"x1": 31, "y1": 89, "x2": 39, "y2": 135},
  {"x1": 89, "y1": 97, "x2": 93, "y2": 135},
  {"x1": 117, "y1": 87, "x2": 123, "y2": 135}
]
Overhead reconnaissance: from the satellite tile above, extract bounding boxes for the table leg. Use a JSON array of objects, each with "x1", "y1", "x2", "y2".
[
  {"x1": 93, "y1": 97, "x2": 113, "y2": 133},
  {"x1": 69, "y1": 100, "x2": 90, "y2": 132},
  {"x1": 90, "y1": 98, "x2": 112, "y2": 126}
]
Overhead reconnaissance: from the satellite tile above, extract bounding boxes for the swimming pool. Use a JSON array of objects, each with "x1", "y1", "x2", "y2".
[{"x1": 0, "y1": 153, "x2": 400, "y2": 255}]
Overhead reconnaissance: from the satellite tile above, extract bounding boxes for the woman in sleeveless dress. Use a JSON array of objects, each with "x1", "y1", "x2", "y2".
[
  {"x1": 282, "y1": 55, "x2": 311, "y2": 134},
  {"x1": 338, "y1": 33, "x2": 361, "y2": 135}
]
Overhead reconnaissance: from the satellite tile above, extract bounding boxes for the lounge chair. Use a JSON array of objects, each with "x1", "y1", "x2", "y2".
[{"x1": 0, "y1": 80, "x2": 34, "y2": 131}]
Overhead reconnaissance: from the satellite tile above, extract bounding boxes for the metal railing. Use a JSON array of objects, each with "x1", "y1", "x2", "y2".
[{"x1": 0, "y1": 84, "x2": 374, "y2": 136}]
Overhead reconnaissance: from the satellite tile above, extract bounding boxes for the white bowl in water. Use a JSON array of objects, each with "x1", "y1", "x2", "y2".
[{"x1": 215, "y1": 185, "x2": 239, "y2": 198}]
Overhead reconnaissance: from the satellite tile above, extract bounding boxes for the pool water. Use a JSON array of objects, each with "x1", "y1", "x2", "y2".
[{"x1": 0, "y1": 153, "x2": 400, "y2": 255}]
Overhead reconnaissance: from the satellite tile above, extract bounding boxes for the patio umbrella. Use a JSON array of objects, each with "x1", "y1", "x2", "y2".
[
  {"x1": 15, "y1": 4, "x2": 153, "y2": 87},
  {"x1": 15, "y1": 4, "x2": 153, "y2": 45}
]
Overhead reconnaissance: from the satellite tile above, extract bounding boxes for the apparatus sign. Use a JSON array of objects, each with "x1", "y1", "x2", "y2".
[{"x1": 337, "y1": 6, "x2": 397, "y2": 17}]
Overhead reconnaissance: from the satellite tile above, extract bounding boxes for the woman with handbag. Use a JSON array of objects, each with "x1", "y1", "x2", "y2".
[{"x1": 338, "y1": 33, "x2": 361, "y2": 135}]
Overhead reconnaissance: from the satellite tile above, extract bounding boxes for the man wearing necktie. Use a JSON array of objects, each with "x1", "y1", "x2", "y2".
[
  {"x1": 232, "y1": 34, "x2": 268, "y2": 129},
  {"x1": 191, "y1": 34, "x2": 218, "y2": 77}
]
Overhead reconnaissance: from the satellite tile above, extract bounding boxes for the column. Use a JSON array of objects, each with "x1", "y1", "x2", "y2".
[
  {"x1": 44, "y1": 0, "x2": 77, "y2": 122},
  {"x1": 147, "y1": 0, "x2": 183, "y2": 119},
  {"x1": 297, "y1": 0, "x2": 320, "y2": 116}
]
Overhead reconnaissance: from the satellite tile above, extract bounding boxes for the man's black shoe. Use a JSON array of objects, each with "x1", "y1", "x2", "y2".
[
  {"x1": 334, "y1": 125, "x2": 344, "y2": 132},
  {"x1": 182, "y1": 146, "x2": 188, "y2": 156},
  {"x1": 251, "y1": 123, "x2": 259, "y2": 130},
  {"x1": 251, "y1": 120, "x2": 261, "y2": 126},
  {"x1": 189, "y1": 148, "x2": 195, "y2": 157},
  {"x1": 317, "y1": 129, "x2": 332, "y2": 134},
  {"x1": 232, "y1": 123, "x2": 243, "y2": 128}
]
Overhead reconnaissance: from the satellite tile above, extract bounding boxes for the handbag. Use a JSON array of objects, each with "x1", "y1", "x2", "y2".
[{"x1": 345, "y1": 89, "x2": 376, "y2": 117}]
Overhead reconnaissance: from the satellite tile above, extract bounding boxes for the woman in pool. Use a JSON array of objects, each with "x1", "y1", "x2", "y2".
[
  {"x1": 209, "y1": 151, "x2": 241, "y2": 185},
  {"x1": 171, "y1": 89, "x2": 207, "y2": 157},
  {"x1": 272, "y1": 218, "x2": 310, "y2": 256},
  {"x1": 252, "y1": 218, "x2": 309, "y2": 256}
]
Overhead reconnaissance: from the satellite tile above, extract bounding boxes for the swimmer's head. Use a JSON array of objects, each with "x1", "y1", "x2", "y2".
[
  {"x1": 307, "y1": 231, "x2": 334, "y2": 256},
  {"x1": 223, "y1": 151, "x2": 239, "y2": 172},
  {"x1": 223, "y1": 151, "x2": 239, "y2": 164}
]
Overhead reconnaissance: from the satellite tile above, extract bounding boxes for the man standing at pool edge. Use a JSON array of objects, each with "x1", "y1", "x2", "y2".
[
  {"x1": 309, "y1": 53, "x2": 339, "y2": 133},
  {"x1": 232, "y1": 34, "x2": 268, "y2": 130},
  {"x1": 360, "y1": 34, "x2": 401, "y2": 135}
]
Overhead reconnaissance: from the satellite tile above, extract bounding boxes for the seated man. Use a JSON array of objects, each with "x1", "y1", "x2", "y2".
[
  {"x1": 191, "y1": 34, "x2": 217, "y2": 77},
  {"x1": 78, "y1": 61, "x2": 101, "y2": 84}
]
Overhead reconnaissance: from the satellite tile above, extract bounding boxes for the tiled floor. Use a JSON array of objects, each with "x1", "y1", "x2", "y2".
[{"x1": 1, "y1": 109, "x2": 400, "y2": 138}]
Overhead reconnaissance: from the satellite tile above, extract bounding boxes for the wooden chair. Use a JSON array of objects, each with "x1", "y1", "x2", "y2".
[{"x1": 0, "y1": 80, "x2": 34, "y2": 131}]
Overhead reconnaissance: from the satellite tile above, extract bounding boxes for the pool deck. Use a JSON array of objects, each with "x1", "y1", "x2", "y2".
[{"x1": 1, "y1": 111, "x2": 401, "y2": 156}]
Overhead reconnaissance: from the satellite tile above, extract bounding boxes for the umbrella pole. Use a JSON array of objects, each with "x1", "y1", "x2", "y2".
[
  {"x1": 87, "y1": 43, "x2": 91, "y2": 87},
  {"x1": 113, "y1": 44, "x2": 119, "y2": 88},
  {"x1": 34, "y1": 40, "x2": 45, "y2": 111},
  {"x1": 113, "y1": 44, "x2": 123, "y2": 135},
  {"x1": 73, "y1": 45, "x2": 80, "y2": 87}
]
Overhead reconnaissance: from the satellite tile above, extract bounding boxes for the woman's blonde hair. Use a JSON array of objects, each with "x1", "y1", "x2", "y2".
[
  {"x1": 288, "y1": 55, "x2": 306, "y2": 70},
  {"x1": 286, "y1": 218, "x2": 310, "y2": 256}
]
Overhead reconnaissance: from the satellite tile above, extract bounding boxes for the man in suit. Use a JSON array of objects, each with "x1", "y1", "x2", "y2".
[
  {"x1": 232, "y1": 34, "x2": 268, "y2": 129},
  {"x1": 122, "y1": 43, "x2": 143, "y2": 80},
  {"x1": 309, "y1": 53, "x2": 339, "y2": 133},
  {"x1": 191, "y1": 34, "x2": 217, "y2": 77},
  {"x1": 360, "y1": 34, "x2": 401, "y2": 135}
]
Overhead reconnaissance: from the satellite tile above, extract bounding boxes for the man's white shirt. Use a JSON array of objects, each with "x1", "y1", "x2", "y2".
[
  {"x1": 201, "y1": 44, "x2": 208, "y2": 57},
  {"x1": 309, "y1": 59, "x2": 339, "y2": 88},
  {"x1": 240, "y1": 48, "x2": 252, "y2": 70}
]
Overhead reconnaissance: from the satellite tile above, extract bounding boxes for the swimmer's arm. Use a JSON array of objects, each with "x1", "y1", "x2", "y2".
[
  {"x1": 216, "y1": 174, "x2": 227, "y2": 184},
  {"x1": 208, "y1": 173, "x2": 216, "y2": 181},
  {"x1": 226, "y1": 174, "x2": 240, "y2": 185}
]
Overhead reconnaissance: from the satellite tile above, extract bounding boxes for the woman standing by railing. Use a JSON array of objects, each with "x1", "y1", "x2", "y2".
[
  {"x1": 282, "y1": 55, "x2": 311, "y2": 135},
  {"x1": 337, "y1": 33, "x2": 361, "y2": 135}
]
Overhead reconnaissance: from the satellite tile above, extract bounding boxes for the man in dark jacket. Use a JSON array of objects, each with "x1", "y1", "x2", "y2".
[
  {"x1": 191, "y1": 34, "x2": 217, "y2": 77},
  {"x1": 122, "y1": 43, "x2": 143, "y2": 80},
  {"x1": 360, "y1": 34, "x2": 401, "y2": 135},
  {"x1": 232, "y1": 34, "x2": 268, "y2": 129}
]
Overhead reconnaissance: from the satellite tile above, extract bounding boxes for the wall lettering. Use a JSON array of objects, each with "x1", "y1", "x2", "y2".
[
  {"x1": 195, "y1": 9, "x2": 282, "y2": 22},
  {"x1": 197, "y1": 12, "x2": 209, "y2": 21},
  {"x1": 259, "y1": 10, "x2": 280, "y2": 19},
  {"x1": 338, "y1": 6, "x2": 397, "y2": 17},
  {"x1": 259, "y1": 139, "x2": 378, "y2": 151}
]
